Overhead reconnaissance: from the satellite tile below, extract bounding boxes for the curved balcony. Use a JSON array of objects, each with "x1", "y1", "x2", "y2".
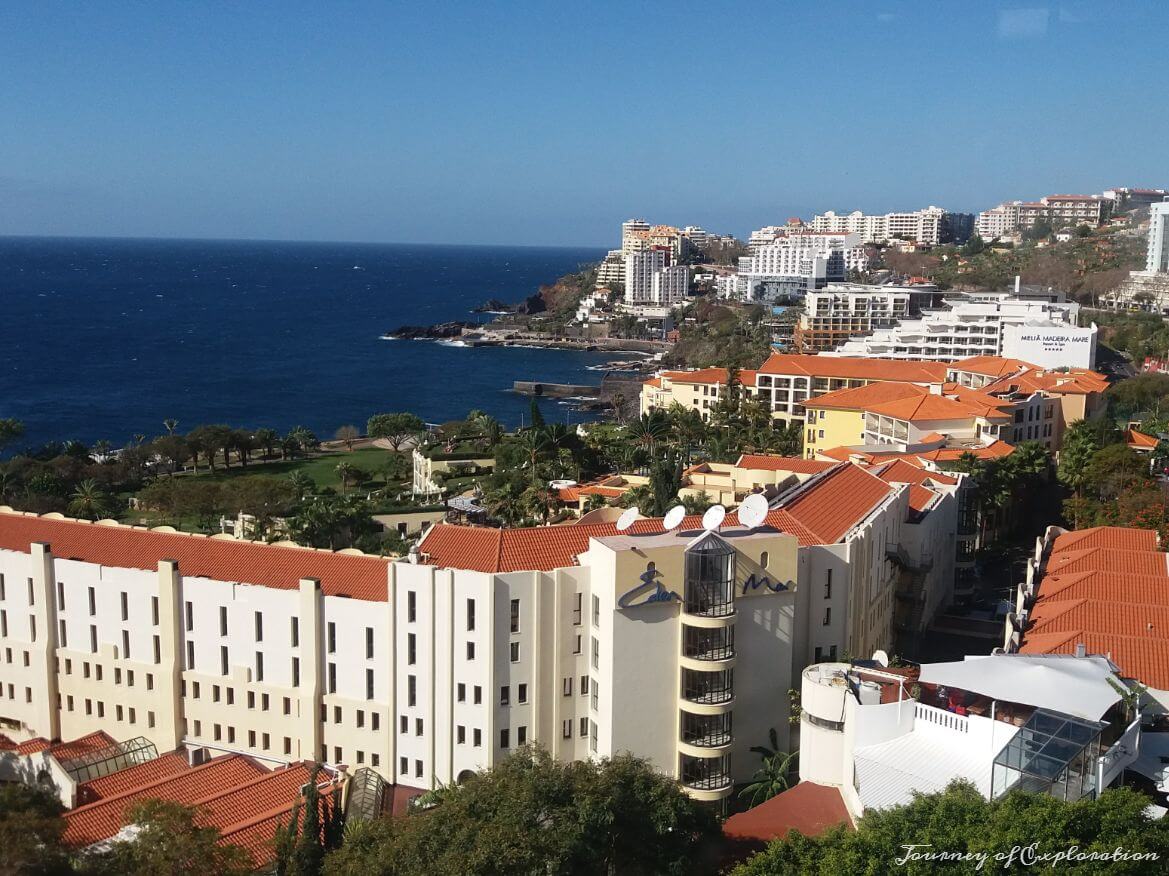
[
  {"x1": 679, "y1": 753, "x2": 733, "y2": 801},
  {"x1": 680, "y1": 608, "x2": 736, "y2": 629},
  {"x1": 679, "y1": 667, "x2": 734, "y2": 714}
]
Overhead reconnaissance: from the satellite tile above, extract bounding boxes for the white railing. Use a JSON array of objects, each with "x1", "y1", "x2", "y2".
[
  {"x1": 1097, "y1": 718, "x2": 1141, "y2": 791},
  {"x1": 915, "y1": 701, "x2": 969, "y2": 733}
]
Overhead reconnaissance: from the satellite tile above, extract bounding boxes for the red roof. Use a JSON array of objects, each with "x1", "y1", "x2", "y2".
[
  {"x1": 949, "y1": 356, "x2": 1031, "y2": 377},
  {"x1": 808, "y1": 381, "x2": 1012, "y2": 421},
  {"x1": 15, "y1": 731, "x2": 114, "y2": 759},
  {"x1": 722, "y1": 782, "x2": 851, "y2": 844},
  {"x1": 1126, "y1": 429, "x2": 1159, "y2": 450},
  {"x1": 1035, "y1": 570, "x2": 1169, "y2": 605},
  {"x1": 0, "y1": 511, "x2": 391, "y2": 601},
  {"x1": 75, "y1": 752, "x2": 191, "y2": 806},
  {"x1": 1045, "y1": 547, "x2": 1169, "y2": 577},
  {"x1": 419, "y1": 464, "x2": 895, "y2": 571},
  {"x1": 734, "y1": 455, "x2": 835, "y2": 474},
  {"x1": 1020, "y1": 631, "x2": 1169, "y2": 691},
  {"x1": 1051, "y1": 526, "x2": 1159, "y2": 554},
  {"x1": 759, "y1": 353, "x2": 947, "y2": 383}
]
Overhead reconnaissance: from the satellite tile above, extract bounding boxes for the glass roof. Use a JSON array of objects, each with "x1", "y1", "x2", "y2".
[{"x1": 993, "y1": 709, "x2": 1104, "y2": 782}]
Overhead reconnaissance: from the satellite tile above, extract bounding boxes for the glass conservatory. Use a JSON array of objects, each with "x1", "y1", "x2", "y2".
[{"x1": 990, "y1": 709, "x2": 1104, "y2": 801}]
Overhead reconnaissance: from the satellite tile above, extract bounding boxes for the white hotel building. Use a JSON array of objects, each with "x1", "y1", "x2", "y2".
[
  {"x1": 811, "y1": 207, "x2": 950, "y2": 246},
  {"x1": 0, "y1": 462, "x2": 931, "y2": 806},
  {"x1": 735, "y1": 232, "x2": 866, "y2": 302}
]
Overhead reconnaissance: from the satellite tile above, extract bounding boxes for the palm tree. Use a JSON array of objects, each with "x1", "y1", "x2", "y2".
[
  {"x1": 163, "y1": 418, "x2": 178, "y2": 435},
  {"x1": 91, "y1": 439, "x2": 113, "y2": 461},
  {"x1": 627, "y1": 413, "x2": 671, "y2": 463},
  {"x1": 516, "y1": 429, "x2": 550, "y2": 480},
  {"x1": 335, "y1": 463, "x2": 359, "y2": 493},
  {"x1": 288, "y1": 471, "x2": 316, "y2": 498},
  {"x1": 738, "y1": 728, "x2": 798, "y2": 807},
  {"x1": 255, "y1": 428, "x2": 279, "y2": 461},
  {"x1": 68, "y1": 479, "x2": 110, "y2": 521}
]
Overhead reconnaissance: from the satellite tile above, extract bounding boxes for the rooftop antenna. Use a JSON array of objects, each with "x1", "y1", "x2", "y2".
[
  {"x1": 615, "y1": 507, "x2": 640, "y2": 532},
  {"x1": 872, "y1": 649, "x2": 890, "y2": 668},
  {"x1": 738, "y1": 493, "x2": 768, "y2": 530},
  {"x1": 701, "y1": 504, "x2": 726, "y2": 532},
  {"x1": 662, "y1": 505, "x2": 686, "y2": 532}
]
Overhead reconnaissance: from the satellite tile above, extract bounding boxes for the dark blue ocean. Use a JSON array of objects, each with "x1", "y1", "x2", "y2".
[{"x1": 0, "y1": 237, "x2": 610, "y2": 449}]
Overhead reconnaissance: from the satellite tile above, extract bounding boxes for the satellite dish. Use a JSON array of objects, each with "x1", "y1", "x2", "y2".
[
  {"x1": 872, "y1": 649, "x2": 889, "y2": 668},
  {"x1": 615, "y1": 507, "x2": 640, "y2": 532},
  {"x1": 701, "y1": 504, "x2": 726, "y2": 532},
  {"x1": 662, "y1": 505, "x2": 686, "y2": 531},
  {"x1": 738, "y1": 493, "x2": 768, "y2": 529}
]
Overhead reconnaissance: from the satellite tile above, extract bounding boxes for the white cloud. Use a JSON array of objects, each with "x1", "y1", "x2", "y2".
[{"x1": 997, "y1": 7, "x2": 1050, "y2": 39}]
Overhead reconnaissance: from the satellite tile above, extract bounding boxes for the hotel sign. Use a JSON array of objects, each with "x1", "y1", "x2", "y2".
[
  {"x1": 740, "y1": 573, "x2": 793, "y2": 595},
  {"x1": 617, "y1": 568, "x2": 682, "y2": 609}
]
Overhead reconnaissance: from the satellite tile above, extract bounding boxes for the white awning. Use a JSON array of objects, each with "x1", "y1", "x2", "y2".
[{"x1": 918, "y1": 654, "x2": 1122, "y2": 721}]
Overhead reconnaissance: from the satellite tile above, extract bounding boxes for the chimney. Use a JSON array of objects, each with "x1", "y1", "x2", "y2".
[
  {"x1": 187, "y1": 747, "x2": 209, "y2": 767},
  {"x1": 1074, "y1": 642, "x2": 1086, "y2": 658}
]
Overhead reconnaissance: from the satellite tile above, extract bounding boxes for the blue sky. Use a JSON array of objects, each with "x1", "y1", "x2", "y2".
[{"x1": 0, "y1": 1, "x2": 1165, "y2": 246}]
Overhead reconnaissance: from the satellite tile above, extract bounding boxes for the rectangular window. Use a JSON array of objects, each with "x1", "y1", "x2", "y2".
[
  {"x1": 151, "y1": 596, "x2": 159, "y2": 626},
  {"x1": 510, "y1": 642, "x2": 520, "y2": 663},
  {"x1": 372, "y1": 713, "x2": 380, "y2": 731},
  {"x1": 366, "y1": 669, "x2": 374, "y2": 700},
  {"x1": 327, "y1": 622, "x2": 336, "y2": 653},
  {"x1": 89, "y1": 588, "x2": 97, "y2": 616},
  {"x1": 284, "y1": 737, "x2": 291, "y2": 755},
  {"x1": 518, "y1": 725, "x2": 527, "y2": 745},
  {"x1": 414, "y1": 760, "x2": 423, "y2": 779},
  {"x1": 328, "y1": 662, "x2": 336, "y2": 694},
  {"x1": 356, "y1": 708, "x2": 363, "y2": 727},
  {"x1": 415, "y1": 717, "x2": 423, "y2": 735},
  {"x1": 291, "y1": 657, "x2": 300, "y2": 686},
  {"x1": 572, "y1": 592, "x2": 582, "y2": 625},
  {"x1": 590, "y1": 720, "x2": 598, "y2": 752},
  {"x1": 466, "y1": 641, "x2": 475, "y2": 660},
  {"x1": 254, "y1": 611, "x2": 263, "y2": 642},
  {"x1": 457, "y1": 725, "x2": 466, "y2": 744},
  {"x1": 580, "y1": 676, "x2": 589, "y2": 695},
  {"x1": 407, "y1": 633, "x2": 416, "y2": 665},
  {"x1": 220, "y1": 646, "x2": 228, "y2": 675},
  {"x1": 500, "y1": 685, "x2": 510, "y2": 706},
  {"x1": 592, "y1": 594, "x2": 600, "y2": 627},
  {"x1": 400, "y1": 715, "x2": 408, "y2": 733},
  {"x1": 563, "y1": 677, "x2": 573, "y2": 696},
  {"x1": 823, "y1": 606, "x2": 831, "y2": 626},
  {"x1": 121, "y1": 630, "x2": 130, "y2": 659},
  {"x1": 406, "y1": 591, "x2": 416, "y2": 622},
  {"x1": 500, "y1": 729, "x2": 510, "y2": 749},
  {"x1": 407, "y1": 674, "x2": 416, "y2": 707},
  {"x1": 290, "y1": 616, "x2": 299, "y2": 647},
  {"x1": 152, "y1": 635, "x2": 160, "y2": 664},
  {"x1": 89, "y1": 625, "x2": 98, "y2": 653},
  {"x1": 518, "y1": 683, "x2": 528, "y2": 704},
  {"x1": 56, "y1": 581, "x2": 64, "y2": 609},
  {"x1": 58, "y1": 619, "x2": 67, "y2": 647},
  {"x1": 473, "y1": 685, "x2": 482, "y2": 705},
  {"x1": 580, "y1": 717, "x2": 588, "y2": 737},
  {"x1": 573, "y1": 634, "x2": 582, "y2": 655},
  {"x1": 400, "y1": 757, "x2": 408, "y2": 775},
  {"x1": 255, "y1": 651, "x2": 264, "y2": 682},
  {"x1": 591, "y1": 636, "x2": 599, "y2": 670},
  {"x1": 365, "y1": 627, "x2": 374, "y2": 659},
  {"x1": 474, "y1": 728, "x2": 482, "y2": 747},
  {"x1": 509, "y1": 598, "x2": 520, "y2": 633},
  {"x1": 184, "y1": 601, "x2": 193, "y2": 631},
  {"x1": 334, "y1": 705, "x2": 342, "y2": 723},
  {"x1": 219, "y1": 606, "x2": 227, "y2": 636},
  {"x1": 591, "y1": 681, "x2": 599, "y2": 711},
  {"x1": 457, "y1": 683, "x2": 466, "y2": 702},
  {"x1": 466, "y1": 598, "x2": 475, "y2": 631},
  {"x1": 284, "y1": 697, "x2": 291, "y2": 716},
  {"x1": 562, "y1": 720, "x2": 572, "y2": 739}
]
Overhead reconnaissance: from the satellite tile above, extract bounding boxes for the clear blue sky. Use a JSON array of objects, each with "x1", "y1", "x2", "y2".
[{"x1": 1, "y1": 1, "x2": 1165, "y2": 246}]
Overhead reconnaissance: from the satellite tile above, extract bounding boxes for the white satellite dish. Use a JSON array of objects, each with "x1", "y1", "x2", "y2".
[
  {"x1": 872, "y1": 649, "x2": 889, "y2": 668},
  {"x1": 738, "y1": 493, "x2": 768, "y2": 529},
  {"x1": 701, "y1": 504, "x2": 726, "y2": 532},
  {"x1": 662, "y1": 505, "x2": 686, "y2": 531},
  {"x1": 615, "y1": 507, "x2": 640, "y2": 532}
]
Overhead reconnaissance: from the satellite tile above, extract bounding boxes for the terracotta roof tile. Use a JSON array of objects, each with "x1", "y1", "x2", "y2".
[
  {"x1": 75, "y1": 753, "x2": 190, "y2": 806},
  {"x1": 1036, "y1": 571, "x2": 1169, "y2": 604},
  {"x1": 1020, "y1": 631, "x2": 1169, "y2": 690},
  {"x1": 1051, "y1": 527, "x2": 1159, "y2": 554},
  {"x1": 1045, "y1": 547, "x2": 1169, "y2": 577},
  {"x1": 759, "y1": 353, "x2": 947, "y2": 383},
  {"x1": 948, "y1": 356, "x2": 1031, "y2": 377},
  {"x1": 0, "y1": 510, "x2": 391, "y2": 601},
  {"x1": 723, "y1": 782, "x2": 851, "y2": 843},
  {"x1": 15, "y1": 731, "x2": 114, "y2": 759},
  {"x1": 1126, "y1": 429, "x2": 1159, "y2": 449}
]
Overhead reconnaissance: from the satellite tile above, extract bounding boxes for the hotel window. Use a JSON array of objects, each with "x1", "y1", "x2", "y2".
[
  {"x1": 248, "y1": 691, "x2": 256, "y2": 709},
  {"x1": 58, "y1": 619, "x2": 67, "y2": 647},
  {"x1": 291, "y1": 657, "x2": 300, "y2": 686},
  {"x1": 400, "y1": 715, "x2": 408, "y2": 733},
  {"x1": 562, "y1": 720, "x2": 572, "y2": 739},
  {"x1": 466, "y1": 598, "x2": 475, "y2": 631},
  {"x1": 415, "y1": 717, "x2": 423, "y2": 735},
  {"x1": 457, "y1": 683, "x2": 466, "y2": 702},
  {"x1": 414, "y1": 760, "x2": 423, "y2": 779},
  {"x1": 252, "y1": 611, "x2": 262, "y2": 641},
  {"x1": 591, "y1": 637, "x2": 599, "y2": 670},
  {"x1": 825, "y1": 570, "x2": 832, "y2": 599},
  {"x1": 580, "y1": 676, "x2": 589, "y2": 695},
  {"x1": 0, "y1": 574, "x2": 4, "y2": 600},
  {"x1": 147, "y1": 673, "x2": 154, "y2": 690},
  {"x1": 500, "y1": 686, "x2": 510, "y2": 706},
  {"x1": 220, "y1": 646, "x2": 229, "y2": 675},
  {"x1": 264, "y1": 734, "x2": 272, "y2": 751},
  {"x1": 823, "y1": 607, "x2": 831, "y2": 626},
  {"x1": 355, "y1": 708, "x2": 364, "y2": 727},
  {"x1": 328, "y1": 663, "x2": 337, "y2": 694},
  {"x1": 334, "y1": 705, "x2": 342, "y2": 723},
  {"x1": 290, "y1": 616, "x2": 299, "y2": 647},
  {"x1": 466, "y1": 641, "x2": 475, "y2": 660},
  {"x1": 562, "y1": 677, "x2": 573, "y2": 696},
  {"x1": 500, "y1": 729, "x2": 510, "y2": 749},
  {"x1": 591, "y1": 594, "x2": 600, "y2": 627},
  {"x1": 372, "y1": 713, "x2": 379, "y2": 731},
  {"x1": 89, "y1": 588, "x2": 96, "y2": 616},
  {"x1": 192, "y1": 681, "x2": 200, "y2": 698},
  {"x1": 473, "y1": 685, "x2": 482, "y2": 705},
  {"x1": 216, "y1": 606, "x2": 227, "y2": 636},
  {"x1": 400, "y1": 757, "x2": 409, "y2": 775},
  {"x1": 184, "y1": 601, "x2": 193, "y2": 631},
  {"x1": 407, "y1": 633, "x2": 416, "y2": 665},
  {"x1": 573, "y1": 635, "x2": 582, "y2": 655},
  {"x1": 26, "y1": 578, "x2": 33, "y2": 605},
  {"x1": 151, "y1": 596, "x2": 159, "y2": 625},
  {"x1": 457, "y1": 725, "x2": 466, "y2": 744},
  {"x1": 90, "y1": 625, "x2": 98, "y2": 653},
  {"x1": 121, "y1": 630, "x2": 130, "y2": 659},
  {"x1": 509, "y1": 598, "x2": 520, "y2": 633},
  {"x1": 327, "y1": 622, "x2": 336, "y2": 653},
  {"x1": 366, "y1": 669, "x2": 374, "y2": 700},
  {"x1": 0, "y1": 611, "x2": 5, "y2": 637},
  {"x1": 572, "y1": 592, "x2": 582, "y2": 625},
  {"x1": 518, "y1": 726, "x2": 527, "y2": 745},
  {"x1": 153, "y1": 635, "x2": 160, "y2": 663},
  {"x1": 591, "y1": 681, "x2": 599, "y2": 711},
  {"x1": 510, "y1": 642, "x2": 520, "y2": 663},
  {"x1": 55, "y1": 581, "x2": 64, "y2": 609},
  {"x1": 590, "y1": 720, "x2": 598, "y2": 753},
  {"x1": 366, "y1": 627, "x2": 374, "y2": 659},
  {"x1": 29, "y1": 615, "x2": 36, "y2": 642},
  {"x1": 255, "y1": 652, "x2": 264, "y2": 682},
  {"x1": 760, "y1": 551, "x2": 768, "y2": 569},
  {"x1": 518, "y1": 684, "x2": 527, "y2": 704},
  {"x1": 580, "y1": 717, "x2": 588, "y2": 737},
  {"x1": 119, "y1": 592, "x2": 128, "y2": 622},
  {"x1": 406, "y1": 591, "x2": 416, "y2": 622},
  {"x1": 407, "y1": 674, "x2": 416, "y2": 707}
]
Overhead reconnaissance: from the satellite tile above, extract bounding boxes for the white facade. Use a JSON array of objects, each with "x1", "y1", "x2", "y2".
[
  {"x1": 737, "y1": 233, "x2": 865, "y2": 302},
  {"x1": 827, "y1": 293, "x2": 1093, "y2": 367},
  {"x1": 975, "y1": 203, "x2": 1021, "y2": 240},
  {"x1": 624, "y1": 250, "x2": 666, "y2": 305},
  {"x1": 812, "y1": 207, "x2": 948, "y2": 246},
  {"x1": 620, "y1": 219, "x2": 650, "y2": 254},
  {"x1": 1148, "y1": 201, "x2": 1169, "y2": 274},
  {"x1": 651, "y1": 265, "x2": 689, "y2": 305},
  {"x1": 596, "y1": 250, "x2": 625, "y2": 288}
]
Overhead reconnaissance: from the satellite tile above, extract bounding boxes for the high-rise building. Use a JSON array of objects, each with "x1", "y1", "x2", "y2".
[
  {"x1": 810, "y1": 207, "x2": 965, "y2": 246},
  {"x1": 651, "y1": 264, "x2": 689, "y2": 305},
  {"x1": 736, "y1": 232, "x2": 865, "y2": 302},
  {"x1": 596, "y1": 250, "x2": 626, "y2": 288},
  {"x1": 1147, "y1": 201, "x2": 1169, "y2": 273},
  {"x1": 624, "y1": 249, "x2": 666, "y2": 304},
  {"x1": 975, "y1": 203, "x2": 1021, "y2": 240},
  {"x1": 794, "y1": 283, "x2": 945, "y2": 352}
]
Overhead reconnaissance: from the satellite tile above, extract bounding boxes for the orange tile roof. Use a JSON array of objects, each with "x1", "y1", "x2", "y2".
[
  {"x1": 76, "y1": 753, "x2": 191, "y2": 806},
  {"x1": 982, "y1": 367, "x2": 1108, "y2": 396},
  {"x1": 660, "y1": 368, "x2": 731, "y2": 385},
  {"x1": 758, "y1": 353, "x2": 947, "y2": 383},
  {"x1": 920, "y1": 440, "x2": 1016, "y2": 463},
  {"x1": 1051, "y1": 526, "x2": 1160, "y2": 554},
  {"x1": 217, "y1": 769, "x2": 342, "y2": 867},
  {"x1": 807, "y1": 381, "x2": 1010, "y2": 421},
  {"x1": 63, "y1": 754, "x2": 267, "y2": 848},
  {"x1": 723, "y1": 782, "x2": 850, "y2": 844},
  {"x1": 1020, "y1": 631, "x2": 1169, "y2": 690},
  {"x1": 1032, "y1": 570, "x2": 1169, "y2": 605},
  {"x1": 643, "y1": 377, "x2": 662, "y2": 389},
  {"x1": 816, "y1": 440, "x2": 1015, "y2": 466},
  {"x1": 15, "y1": 730, "x2": 114, "y2": 759},
  {"x1": 734, "y1": 455, "x2": 835, "y2": 474},
  {"x1": 1029, "y1": 599, "x2": 1169, "y2": 638},
  {"x1": 949, "y1": 356, "x2": 1031, "y2": 377},
  {"x1": 1126, "y1": 429, "x2": 1159, "y2": 450},
  {"x1": 419, "y1": 464, "x2": 894, "y2": 571},
  {"x1": 1045, "y1": 547, "x2": 1169, "y2": 577},
  {"x1": 0, "y1": 511, "x2": 391, "y2": 601},
  {"x1": 870, "y1": 459, "x2": 958, "y2": 487}
]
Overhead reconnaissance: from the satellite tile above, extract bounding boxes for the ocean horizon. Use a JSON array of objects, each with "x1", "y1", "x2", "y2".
[{"x1": 0, "y1": 236, "x2": 609, "y2": 450}]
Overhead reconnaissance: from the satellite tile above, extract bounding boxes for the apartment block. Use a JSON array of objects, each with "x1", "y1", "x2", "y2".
[{"x1": 794, "y1": 283, "x2": 945, "y2": 352}]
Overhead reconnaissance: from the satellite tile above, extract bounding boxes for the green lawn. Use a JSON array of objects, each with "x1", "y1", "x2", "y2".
[{"x1": 183, "y1": 447, "x2": 408, "y2": 492}]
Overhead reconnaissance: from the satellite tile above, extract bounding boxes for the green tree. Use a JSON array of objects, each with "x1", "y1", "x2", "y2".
[
  {"x1": 334, "y1": 425, "x2": 359, "y2": 451},
  {"x1": 1057, "y1": 420, "x2": 1103, "y2": 500},
  {"x1": 0, "y1": 418, "x2": 25, "y2": 455},
  {"x1": 90, "y1": 799, "x2": 253, "y2": 876},
  {"x1": 0, "y1": 781, "x2": 70, "y2": 875},
  {"x1": 648, "y1": 454, "x2": 683, "y2": 517},
  {"x1": 288, "y1": 426, "x2": 320, "y2": 456},
  {"x1": 366, "y1": 413, "x2": 425, "y2": 450},
  {"x1": 528, "y1": 398, "x2": 546, "y2": 430},
  {"x1": 322, "y1": 747, "x2": 716, "y2": 876},
  {"x1": 738, "y1": 728, "x2": 798, "y2": 808},
  {"x1": 255, "y1": 427, "x2": 280, "y2": 460},
  {"x1": 273, "y1": 765, "x2": 345, "y2": 876},
  {"x1": 68, "y1": 478, "x2": 111, "y2": 520},
  {"x1": 731, "y1": 781, "x2": 1169, "y2": 876}
]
